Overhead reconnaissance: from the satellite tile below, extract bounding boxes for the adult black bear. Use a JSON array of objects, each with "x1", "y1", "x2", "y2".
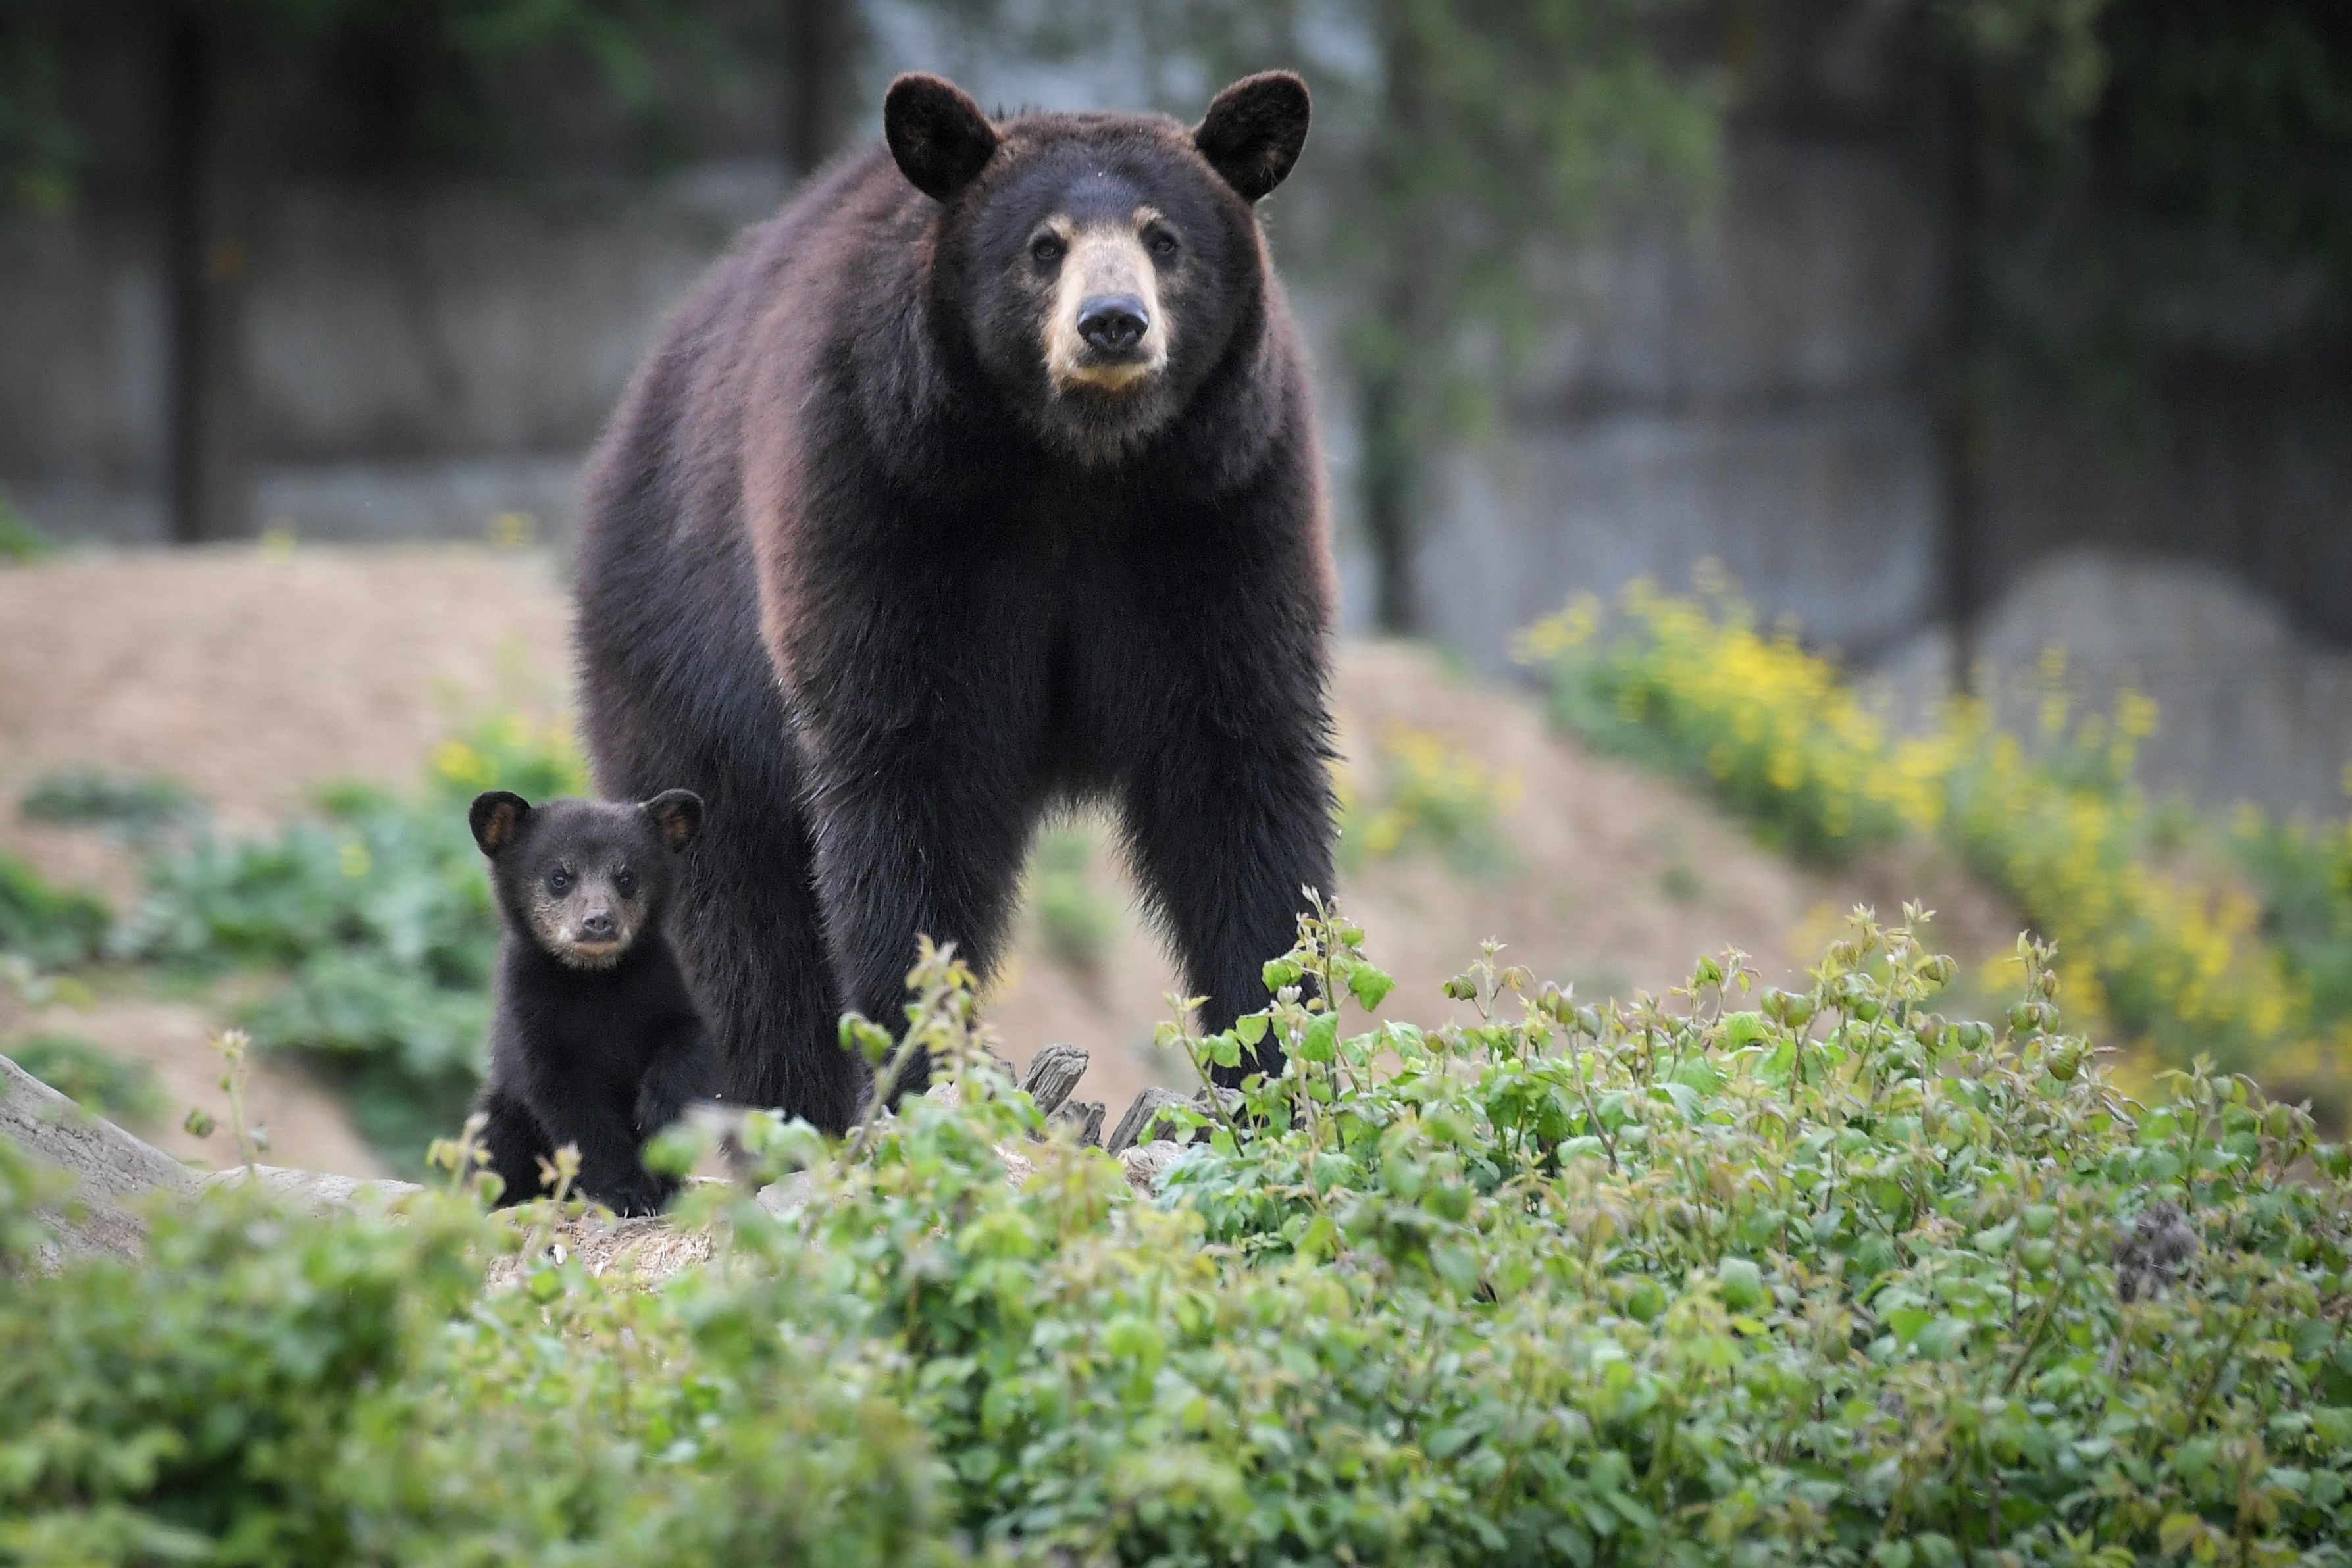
[{"x1": 575, "y1": 72, "x2": 1332, "y2": 1132}]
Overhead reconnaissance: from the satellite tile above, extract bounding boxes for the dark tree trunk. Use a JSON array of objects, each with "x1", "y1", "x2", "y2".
[
  {"x1": 1937, "y1": 62, "x2": 1990, "y2": 695},
  {"x1": 1357, "y1": 0, "x2": 1433, "y2": 638},
  {"x1": 1358, "y1": 358, "x2": 1419, "y2": 635},
  {"x1": 163, "y1": 8, "x2": 253, "y2": 545},
  {"x1": 782, "y1": 0, "x2": 858, "y2": 181}
]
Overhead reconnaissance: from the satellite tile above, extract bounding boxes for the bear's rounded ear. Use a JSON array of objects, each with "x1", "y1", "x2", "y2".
[
  {"x1": 469, "y1": 790, "x2": 530, "y2": 857},
  {"x1": 884, "y1": 74, "x2": 1000, "y2": 202},
  {"x1": 642, "y1": 788, "x2": 705, "y2": 853},
  {"x1": 1193, "y1": 71, "x2": 1310, "y2": 202}
]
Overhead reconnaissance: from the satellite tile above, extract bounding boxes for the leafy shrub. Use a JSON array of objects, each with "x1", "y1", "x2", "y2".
[
  {"x1": 1516, "y1": 580, "x2": 1924, "y2": 861},
  {"x1": 1, "y1": 1032, "x2": 163, "y2": 1123},
  {"x1": 20, "y1": 765, "x2": 206, "y2": 847},
  {"x1": 115, "y1": 712, "x2": 586, "y2": 1173},
  {"x1": 0, "y1": 850, "x2": 109, "y2": 969},
  {"x1": 1029, "y1": 821, "x2": 1121, "y2": 978},
  {"x1": 1520, "y1": 580, "x2": 2327, "y2": 1097},
  {"x1": 0, "y1": 491, "x2": 48, "y2": 563},
  {"x1": 10, "y1": 911, "x2": 2351, "y2": 1564},
  {"x1": 1340, "y1": 722, "x2": 1519, "y2": 876}
]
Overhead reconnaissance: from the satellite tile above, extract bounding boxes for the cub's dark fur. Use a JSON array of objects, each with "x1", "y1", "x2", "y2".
[
  {"x1": 469, "y1": 788, "x2": 715, "y2": 1215},
  {"x1": 575, "y1": 71, "x2": 1331, "y2": 1131}
]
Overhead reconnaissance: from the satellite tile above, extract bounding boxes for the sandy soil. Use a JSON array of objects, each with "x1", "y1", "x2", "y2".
[{"x1": 1, "y1": 545, "x2": 2019, "y2": 1171}]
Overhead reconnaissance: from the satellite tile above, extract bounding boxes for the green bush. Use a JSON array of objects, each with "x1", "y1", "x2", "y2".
[
  {"x1": 1, "y1": 1032, "x2": 162, "y2": 1123},
  {"x1": 1030, "y1": 822, "x2": 1121, "y2": 977},
  {"x1": 0, "y1": 851, "x2": 109, "y2": 970},
  {"x1": 0, "y1": 491, "x2": 48, "y2": 563},
  {"x1": 20, "y1": 766, "x2": 206, "y2": 847},
  {"x1": 8, "y1": 911, "x2": 2350, "y2": 1564}
]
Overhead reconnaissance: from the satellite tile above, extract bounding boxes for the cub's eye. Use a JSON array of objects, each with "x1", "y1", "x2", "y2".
[
  {"x1": 614, "y1": 867, "x2": 638, "y2": 898},
  {"x1": 1029, "y1": 234, "x2": 1065, "y2": 265},
  {"x1": 1144, "y1": 228, "x2": 1179, "y2": 261},
  {"x1": 546, "y1": 869, "x2": 572, "y2": 894}
]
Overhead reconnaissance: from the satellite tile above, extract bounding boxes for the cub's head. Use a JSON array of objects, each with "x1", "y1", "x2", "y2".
[
  {"x1": 885, "y1": 70, "x2": 1310, "y2": 462},
  {"x1": 469, "y1": 790, "x2": 703, "y2": 970}
]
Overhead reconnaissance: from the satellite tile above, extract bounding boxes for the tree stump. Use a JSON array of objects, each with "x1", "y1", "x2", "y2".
[
  {"x1": 1106, "y1": 1086, "x2": 1192, "y2": 1156},
  {"x1": 1019, "y1": 1042, "x2": 1089, "y2": 1115},
  {"x1": 1049, "y1": 1098, "x2": 1104, "y2": 1146}
]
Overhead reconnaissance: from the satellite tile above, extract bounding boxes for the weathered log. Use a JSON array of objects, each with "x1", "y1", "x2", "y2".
[
  {"x1": 205, "y1": 1165, "x2": 422, "y2": 1210},
  {"x1": 1117, "y1": 1140, "x2": 1187, "y2": 1193},
  {"x1": 3, "y1": 1051, "x2": 193, "y2": 1262},
  {"x1": 1106, "y1": 1086, "x2": 1192, "y2": 1156},
  {"x1": 1049, "y1": 1098, "x2": 1104, "y2": 1146},
  {"x1": 1019, "y1": 1042, "x2": 1089, "y2": 1115}
]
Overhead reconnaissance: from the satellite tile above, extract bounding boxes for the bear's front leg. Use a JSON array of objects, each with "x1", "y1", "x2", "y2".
[
  {"x1": 799, "y1": 728, "x2": 1040, "y2": 1102},
  {"x1": 1122, "y1": 717, "x2": 1337, "y2": 1082},
  {"x1": 520, "y1": 1064, "x2": 669, "y2": 1215}
]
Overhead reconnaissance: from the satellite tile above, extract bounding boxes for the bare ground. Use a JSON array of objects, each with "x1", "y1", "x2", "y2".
[{"x1": 1, "y1": 546, "x2": 2020, "y2": 1173}]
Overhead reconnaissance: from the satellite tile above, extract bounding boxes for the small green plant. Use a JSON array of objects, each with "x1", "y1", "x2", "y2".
[
  {"x1": 1029, "y1": 822, "x2": 1121, "y2": 978},
  {"x1": 0, "y1": 851, "x2": 109, "y2": 970},
  {"x1": 2, "y1": 1032, "x2": 162, "y2": 1123},
  {"x1": 0, "y1": 492, "x2": 49, "y2": 563},
  {"x1": 20, "y1": 766, "x2": 206, "y2": 847}
]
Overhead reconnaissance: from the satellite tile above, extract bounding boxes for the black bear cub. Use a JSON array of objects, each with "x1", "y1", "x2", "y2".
[{"x1": 468, "y1": 787, "x2": 715, "y2": 1215}]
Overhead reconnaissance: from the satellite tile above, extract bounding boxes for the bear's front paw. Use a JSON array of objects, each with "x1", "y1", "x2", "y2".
[{"x1": 592, "y1": 1176, "x2": 668, "y2": 1218}]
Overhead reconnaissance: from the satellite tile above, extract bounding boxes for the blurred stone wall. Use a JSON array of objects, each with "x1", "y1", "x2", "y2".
[{"x1": 0, "y1": 164, "x2": 783, "y2": 546}]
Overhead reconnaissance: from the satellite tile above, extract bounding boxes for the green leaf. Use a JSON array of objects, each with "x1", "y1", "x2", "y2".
[
  {"x1": 1347, "y1": 962, "x2": 1395, "y2": 1013},
  {"x1": 1716, "y1": 1257, "x2": 1764, "y2": 1311}
]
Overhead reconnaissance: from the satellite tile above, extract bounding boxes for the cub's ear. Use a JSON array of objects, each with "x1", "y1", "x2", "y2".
[
  {"x1": 884, "y1": 74, "x2": 1000, "y2": 202},
  {"x1": 469, "y1": 790, "x2": 530, "y2": 857},
  {"x1": 1193, "y1": 71, "x2": 1310, "y2": 201},
  {"x1": 642, "y1": 788, "x2": 705, "y2": 853}
]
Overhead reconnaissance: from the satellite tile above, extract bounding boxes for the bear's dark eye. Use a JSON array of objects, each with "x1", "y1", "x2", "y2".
[
  {"x1": 1029, "y1": 234, "x2": 1065, "y2": 266},
  {"x1": 615, "y1": 867, "x2": 638, "y2": 898},
  {"x1": 547, "y1": 868, "x2": 572, "y2": 895},
  {"x1": 1145, "y1": 228, "x2": 1179, "y2": 261}
]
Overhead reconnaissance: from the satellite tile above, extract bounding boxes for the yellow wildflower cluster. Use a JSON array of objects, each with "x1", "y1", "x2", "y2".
[
  {"x1": 1341, "y1": 724, "x2": 1521, "y2": 875},
  {"x1": 1519, "y1": 579, "x2": 1932, "y2": 859},
  {"x1": 1521, "y1": 579, "x2": 2336, "y2": 1094},
  {"x1": 430, "y1": 710, "x2": 588, "y2": 807}
]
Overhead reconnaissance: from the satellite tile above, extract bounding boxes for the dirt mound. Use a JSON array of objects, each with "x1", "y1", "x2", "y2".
[{"x1": 1, "y1": 545, "x2": 2018, "y2": 1165}]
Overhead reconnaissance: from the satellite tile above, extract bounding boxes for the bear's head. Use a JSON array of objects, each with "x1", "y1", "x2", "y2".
[
  {"x1": 884, "y1": 70, "x2": 1310, "y2": 463},
  {"x1": 469, "y1": 790, "x2": 703, "y2": 969}
]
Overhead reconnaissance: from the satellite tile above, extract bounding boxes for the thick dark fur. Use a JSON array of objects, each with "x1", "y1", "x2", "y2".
[
  {"x1": 574, "y1": 73, "x2": 1333, "y2": 1132},
  {"x1": 470, "y1": 790, "x2": 716, "y2": 1215}
]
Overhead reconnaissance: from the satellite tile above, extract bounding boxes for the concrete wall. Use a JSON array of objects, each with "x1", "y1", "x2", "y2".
[
  {"x1": 1412, "y1": 137, "x2": 1946, "y2": 669},
  {"x1": 1, "y1": 162, "x2": 784, "y2": 545}
]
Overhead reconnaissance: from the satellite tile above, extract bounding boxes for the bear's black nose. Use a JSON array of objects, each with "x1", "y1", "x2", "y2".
[
  {"x1": 579, "y1": 909, "x2": 617, "y2": 940},
  {"x1": 1077, "y1": 295, "x2": 1150, "y2": 355}
]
